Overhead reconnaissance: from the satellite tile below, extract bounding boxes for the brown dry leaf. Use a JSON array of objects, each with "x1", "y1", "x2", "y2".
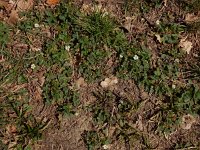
[
  {"x1": 16, "y1": 0, "x2": 33, "y2": 11},
  {"x1": 34, "y1": 86, "x2": 43, "y2": 101},
  {"x1": 0, "y1": 10, "x2": 3, "y2": 20},
  {"x1": 80, "y1": 3, "x2": 92, "y2": 14},
  {"x1": 0, "y1": 55, "x2": 5, "y2": 63},
  {"x1": 14, "y1": 43, "x2": 29, "y2": 50},
  {"x1": 10, "y1": 83, "x2": 27, "y2": 93},
  {"x1": 6, "y1": 124, "x2": 17, "y2": 134},
  {"x1": 46, "y1": 0, "x2": 60, "y2": 5},
  {"x1": 100, "y1": 77, "x2": 118, "y2": 88},
  {"x1": 124, "y1": 16, "x2": 136, "y2": 32},
  {"x1": 39, "y1": 76, "x2": 45, "y2": 87},
  {"x1": 30, "y1": 46, "x2": 42, "y2": 52},
  {"x1": 5, "y1": 0, "x2": 15, "y2": 12},
  {"x1": 76, "y1": 77, "x2": 86, "y2": 89},
  {"x1": 108, "y1": 126, "x2": 116, "y2": 137},
  {"x1": 135, "y1": 115, "x2": 144, "y2": 131},
  {"x1": 155, "y1": 34, "x2": 162, "y2": 43},
  {"x1": 0, "y1": 0, "x2": 9, "y2": 8},
  {"x1": 81, "y1": 3, "x2": 108, "y2": 15},
  {"x1": 178, "y1": 38, "x2": 193, "y2": 54},
  {"x1": 180, "y1": 114, "x2": 196, "y2": 130},
  {"x1": 5, "y1": 0, "x2": 33, "y2": 24},
  {"x1": 36, "y1": 70, "x2": 46, "y2": 87},
  {"x1": 7, "y1": 9, "x2": 18, "y2": 24},
  {"x1": 8, "y1": 141, "x2": 17, "y2": 150},
  {"x1": 164, "y1": 0, "x2": 167, "y2": 6},
  {"x1": 185, "y1": 13, "x2": 200, "y2": 23},
  {"x1": 2, "y1": 138, "x2": 9, "y2": 145}
]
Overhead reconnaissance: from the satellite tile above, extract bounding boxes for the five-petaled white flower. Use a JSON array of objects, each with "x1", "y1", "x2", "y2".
[
  {"x1": 65, "y1": 45, "x2": 70, "y2": 51},
  {"x1": 31, "y1": 64, "x2": 36, "y2": 69},
  {"x1": 34, "y1": 23, "x2": 40, "y2": 28},
  {"x1": 133, "y1": 55, "x2": 139, "y2": 60}
]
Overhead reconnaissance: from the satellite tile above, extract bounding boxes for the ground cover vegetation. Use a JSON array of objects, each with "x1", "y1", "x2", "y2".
[{"x1": 0, "y1": 0, "x2": 200, "y2": 149}]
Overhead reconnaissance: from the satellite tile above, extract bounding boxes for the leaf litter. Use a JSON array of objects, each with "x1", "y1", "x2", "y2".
[
  {"x1": 0, "y1": 0, "x2": 33, "y2": 24},
  {"x1": 180, "y1": 114, "x2": 196, "y2": 130},
  {"x1": 100, "y1": 76, "x2": 118, "y2": 88},
  {"x1": 178, "y1": 37, "x2": 193, "y2": 54}
]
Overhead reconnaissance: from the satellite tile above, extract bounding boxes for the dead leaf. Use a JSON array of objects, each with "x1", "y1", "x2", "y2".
[
  {"x1": 76, "y1": 77, "x2": 86, "y2": 89},
  {"x1": 0, "y1": 0, "x2": 8, "y2": 8},
  {"x1": 108, "y1": 126, "x2": 116, "y2": 137},
  {"x1": 0, "y1": 55, "x2": 5, "y2": 63},
  {"x1": 46, "y1": 0, "x2": 60, "y2": 5},
  {"x1": 164, "y1": 0, "x2": 167, "y2": 6},
  {"x1": 2, "y1": 139, "x2": 9, "y2": 145},
  {"x1": 180, "y1": 114, "x2": 196, "y2": 130},
  {"x1": 185, "y1": 13, "x2": 200, "y2": 23},
  {"x1": 34, "y1": 86, "x2": 43, "y2": 101},
  {"x1": 178, "y1": 38, "x2": 193, "y2": 54},
  {"x1": 81, "y1": 3, "x2": 91, "y2": 14},
  {"x1": 124, "y1": 16, "x2": 136, "y2": 32},
  {"x1": 7, "y1": 9, "x2": 18, "y2": 24},
  {"x1": 100, "y1": 77, "x2": 118, "y2": 88},
  {"x1": 14, "y1": 43, "x2": 29, "y2": 50},
  {"x1": 0, "y1": 0, "x2": 13, "y2": 12},
  {"x1": 102, "y1": 144, "x2": 111, "y2": 150},
  {"x1": 10, "y1": 83, "x2": 27, "y2": 93},
  {"x1": 0, "y1": 10, "x2": 3, "y2": 20},
  {"x1": 6, "y1": 124, "x2": 17, "y2": 134},
  {"x1": 16, "y1": 0, "x2": 33, "y2": 11},
  {"x1": 39, "y1": 76, "x2": 45, "y2": 87},
  {"x1": 135, "y1": 115, "x2": 144, "y2": 131},
  {"x1": 31, "y1": 46, "x2": 42, "y2": 52},
  {"x1": 155, "y1": 34, "x2": 162, "y2": 43},
  {"x1": 8, "y1": 141, "x2": 17, "y2": 150}
]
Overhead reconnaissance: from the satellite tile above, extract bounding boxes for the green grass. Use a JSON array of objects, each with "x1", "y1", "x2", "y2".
[
  {"x1": 0, "y1": 95, "x2": 48, "y2": 148},
  {"x1": 85, "y1": 91, "x2": 152, "y2": 149}
]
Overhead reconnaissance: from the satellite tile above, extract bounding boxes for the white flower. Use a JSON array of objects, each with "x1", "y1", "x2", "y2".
[
  {"x1": 175, "y1": 58, "x2": 180, "y2": 63},
  {"x1": 120, "y1": 100, "x2": 124, "y2": 104},
  {"x1": 65, "y1": 45, "x2": 70, "y2": 51},
  {"x1": 156, "y1": 20, "x2": 160, "y2": 25},
  {"x1": 120, "y1": 54, "x2": 123, "y2": 58},
  {"x1": 102, "y1": 144, "x2": 110, "y2": 149},
  {"x1": 133, "y1": 55, "x2": 139, "y2": 60},
  {"x1": 31, "y1": 64, "x2": 36, "y2": 69},
  {"x1": 34, "y1": 23, "x2": 40, "y2": 28},
  {"x1": 172, "y1": 84, "x2": 176, "y2": 89},
  {"x1": 75, "y1": 112, "x2": 79, "y2": 116}
]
